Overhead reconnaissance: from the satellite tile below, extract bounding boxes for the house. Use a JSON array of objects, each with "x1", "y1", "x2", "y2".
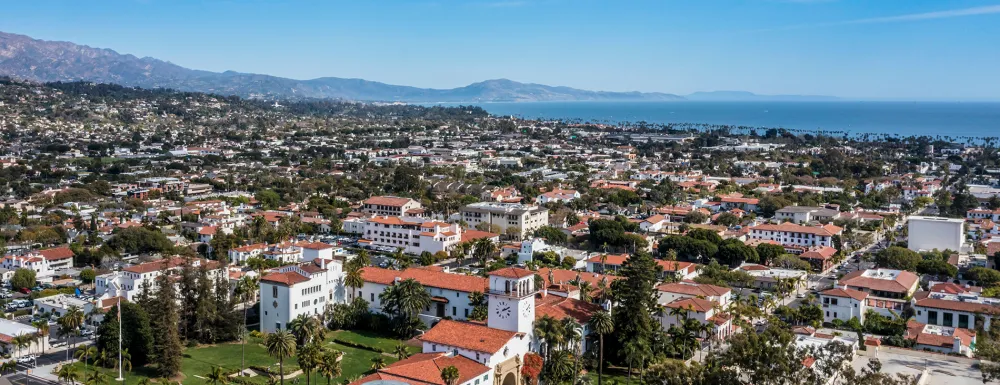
[
  {"x1": 0, "y1": 318, "x2": 49, "y2": 358},
  {"x1": 798, "y1": 246, "x2": 838, "y2": 273},
  {"x1": 536, "y1": 267, "x2": 620, "y2": 301},
  {"x1": 736, "y1": 263, "x2": 808, "y2": 292},
  {"x1": 819, "y1": 288, "x2": 869, "y2": 324},
  {"x1": 95, "y1": 257, "x2": 225, "y2": 300},
  {"x1": 658, "y1": 297, "x2": 736, "y2": 341},
  {"x1": 586, "y1": 254, "x2": 698, "y2": 280},
  {"x1": 38, "y1": 247, "x2": 74, "y2": 270},
  {"x1": 717, "y1": 195, "x2": 759, "y2": 212},
  {"x1": 837, "y1": 269, "x2": 920, "y2": 318},
  {"x1": 774, "y1": 206, "x2": 842, "y2": 224},
  {"x1": 656, "y1": 281, "x2": 731, "y2": 308},
  {"x1": 535, "y1": 189, "x2": 581, "y2": 204},
  {"x1": 259, "y1": 258, "x2": 345, "y2": 333},
  {"x1": 639, "y1": 215, "x2": 669, "y2": 233},
  {"x1": 904, "y1": 320, "x2": 976, "y2": 357},
  {"x1": 912, "y1": 290, "x2": 1000, "y2": 330}
]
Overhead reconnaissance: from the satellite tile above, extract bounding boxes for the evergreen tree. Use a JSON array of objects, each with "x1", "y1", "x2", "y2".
[
  {"x1": 150, "y1": 274, "x2": 183, "y2": 377},
  {"x1": 178, "y1": 258, "x2": 199, "y2": 340},
  {"x1": 212, "y1": 269, "x2": 240, "y2": 342},
  {"x1": 193, "y1": 264, "x2": 217, "y2": 343},
  {"x1": 609, "y1": 252, "x2": 660, "y2": 370}
]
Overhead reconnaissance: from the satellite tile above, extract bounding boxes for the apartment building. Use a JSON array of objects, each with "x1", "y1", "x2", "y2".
[
  {"x1": 95, "y1": 257, "x2": 225, "y2": 300},
  {"x1": 358, "y1": 266, "x2": 487, "y2": 322},
  {"x1": 658, "y1": 296, "x2": 736, "y2": 341},
  {"x1": 656, "y1": 281, "x2": 731, "y2": 308},
  {"x1": 587, "y1": 253, "x2": 698, "y2": 281},
  {"x1": 912, "y1": 290, "x2": 1000, "y2": 330},
  {"x1": 1, "y1": 254, "x2": 54, "y2": 283},
  {"x1": 460, "y1": 202, "x2": 548, "y2": 240},
  {"x1": 967, "y1": 208, "x2": 1000, "y2": 222},
  {"x1": 747, "y1": 222, "x2": 843, "y2": 248},
  {"x1": 819, "y1": 288, "x2": 869, "y2": 324},
  {"x1": 362, "y1": 216, "x2": 463, "y2": 255},
  {"x1": 361, "y1": 196, "x2": 423, "y2": 217},
  {"x1": 259, "y1": 258, "x2": 345, "y2": 333},
  {"x1": 837, "y1": 269, "x2": 919, "y2": 317}
]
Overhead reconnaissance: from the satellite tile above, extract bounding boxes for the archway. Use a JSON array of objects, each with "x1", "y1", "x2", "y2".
[{"x1": 502, "y1": 373, "x2": 516, "y2": 385}]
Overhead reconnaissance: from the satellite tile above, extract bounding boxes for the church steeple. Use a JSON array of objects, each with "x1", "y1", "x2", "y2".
[{"x1": 486, "y1": 267, "x2": 536, "y2": 333}]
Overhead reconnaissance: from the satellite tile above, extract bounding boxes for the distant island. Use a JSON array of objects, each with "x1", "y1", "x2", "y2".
[{"x1": 0, "y1": 30, "x2": 835, "y2": 103}]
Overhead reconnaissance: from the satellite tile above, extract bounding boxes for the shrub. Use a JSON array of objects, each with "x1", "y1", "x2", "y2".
[{"x1": 332, "y1": 338, "x2": 384, "y2": 353}]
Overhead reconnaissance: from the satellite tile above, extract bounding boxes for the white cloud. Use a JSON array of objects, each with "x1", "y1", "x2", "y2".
[{"x1": 755, "y1": 4, "x2": 1000, "y2": 32}]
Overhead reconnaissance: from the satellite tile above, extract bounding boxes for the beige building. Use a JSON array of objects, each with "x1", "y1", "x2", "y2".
[{"x1": 460, "y1": 202, "x2": 548, "y2": 240}]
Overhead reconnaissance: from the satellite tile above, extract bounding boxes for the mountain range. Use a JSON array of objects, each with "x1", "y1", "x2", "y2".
[{"x1": 0, "y1": 31, "x2": 836, "y2": 103}]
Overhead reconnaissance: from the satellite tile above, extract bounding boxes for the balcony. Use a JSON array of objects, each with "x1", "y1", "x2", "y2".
[{"x1": 487, "y1": 289, "x2": 534, "y2": 298}]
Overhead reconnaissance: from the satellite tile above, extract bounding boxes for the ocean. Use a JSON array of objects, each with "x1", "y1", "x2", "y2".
[{"x1": 436, "y1": 101, "x2": 1000, "y2": 138}]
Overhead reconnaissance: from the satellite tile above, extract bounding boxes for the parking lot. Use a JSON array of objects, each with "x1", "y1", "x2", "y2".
[{"x1": 853, "y1": 350, "x2": 984, "y2": 385}]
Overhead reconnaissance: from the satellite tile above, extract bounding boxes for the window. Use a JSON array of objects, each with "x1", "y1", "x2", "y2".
[
  {"x1": 959, "y1": 314, "x2": 970, "y2": 329},
  {"x1": 276, "y1": 323, "x2": 281, "y2": 330},
  {"x1": 371, "y1": 293, "x2": 375, "y2": 302},
  {"x1": 830, "y1": 298, "x2": 839, "y2": 306},
  {"x1": 273, "y1": 286, "x2": 278, "y2": 298},
  {"x1": 928, "y1": 310, "x2": 938, "y2": 325},
  {"x1": 453, "y1": 306, "x2": 457, "y2": 316},
  {"x1": 943, "y1": 312, "x2": 954, "y2": 327}
]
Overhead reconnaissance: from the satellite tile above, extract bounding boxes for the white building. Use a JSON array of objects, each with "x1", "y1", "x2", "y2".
[
  {"x1": 95, "y1": 257, "x2": 225, "y2": 301},
  {"x1": 259, "y1": 258, "x2": 346, "y2": 333},
  {"x1": 1, "y1": 255, "x2": 55, "y2": 283},
  {"x1": 361, "y1": 196, "x2": 423, "y2": 217},
  {"x1": 460, "y1": 202, "x2": 549, "y2": 240},
  {"x1": 535, "y1": 189, "x2": 580, "y2": 204},
  {"x1": 0, "y1": 318, "x2": 49, "y2": 358},
  {"x1": 908, "y1": 216, "x2": 965, "y2": 252},
  {"x1": 912, "y1": 290, "x2": 999, "y2": 330},
  {"x1": 837, "y1": 269, "x2": 919, "y2": 318},
  {"x1": 358, "y1": 266, "x2": 486, "y2": 322},
  {"x1": 747, "y1": 223, "x2": 843, "y2": 248},
  {"x1": 362, "y1": 216, "x2": 463, "y2": 255},
  {"x1": 819, "y1": 288, "x2": 869, "y2": 324},
  {"x1": 774, "y1": 206, "x2": 842, "y2": 224}
]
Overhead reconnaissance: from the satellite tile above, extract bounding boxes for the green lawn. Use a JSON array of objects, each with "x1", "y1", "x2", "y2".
[
  {"x1": 61, "y1": 331, "x2": 408, "y2": 385},
  {"x1": 329, "y1": 330, "x2": 421, "y2": 355}
]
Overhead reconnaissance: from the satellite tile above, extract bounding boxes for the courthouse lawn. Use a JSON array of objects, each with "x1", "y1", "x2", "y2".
[
  {"x1": 329, "y1": 329, "x2": 421, "y2": 355},
  {"x1": 65, "y1": 331, "x2": 408, "y2": 385}
]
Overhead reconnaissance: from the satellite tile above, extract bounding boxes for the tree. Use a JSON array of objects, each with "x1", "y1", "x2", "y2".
[
  {"x1": 80, "y1": 268, "x2": 97, "y2": 284},
  {"x1": 967, "y1": 267, "x2": 1000, "y2": 287},
  {"x1": 149, "y1": 274, "x2": 183, "y2": 378},
  {"x1": 534, "y1": 226, "x2": 568, "y2": 244},
  {"x1": 715, "y1": 239, "x2": 759, "y2": 267},
  {"x1": 74, "y1": 345, "x2": 98, "y2": 371},
  {"x1": 379, "y1": 278, "x2": 432, "y2": 338},
  {"x1": 318, "y1": 349, "x2": 343, "y2": 385},
  {"x1": 686, "y1": 228, "x2": 722, "y2": 244},
  {"x1": 32, "y1": 320, "x2": 49, "y2": 353},
  {"x1": 657, "y1": 236, "x2": 718, "y2": 262},
  {"x1": 57, "y1": 364, "x2": 81, "y2": 385},
  {"x1": 85, "y1": 369, "x2": 110, "y2": 385},
  {"x1": 11, "y1": 268, "x2": 36, "y2": 291},
  {"x1": 468, "y1": 291, "x2": 488, "y2": 321},
  {"x1": 916, "y1": 258, "x2": 958, "y2": 278},
  {"x1": 684, "y1": 211, "x2": 709, "y2": 224},
  {"x1": 60, "y1": 305, "x2": 86, "y2": 362},
  {"x1": 265, "y1": 331, "x2": 296, "y2": 385},
  {"x1": 771, "y1": 255, "x2": 812, "y2": 271},
  {"x1": 755, "y1": 243, "x2": 785, "y2": 266},
  {"x1": 255, "y1": 190, "x2": 281, "y2": 210},
  {"x1": 610, "y1": 252, "x2": 659, "y2": 376},
  {"x1": 297, "y1": 342, "x2": 322, "y2": 385},
  {"x1": 419, "y1": 251, "x2": 435, "y2": 266},
  {"x1": 207, "y1": 366, "x2": 228, "y2": 385},
  {"x1": 370, "y1": 356, "x2": 387, "y2": 370},
  {"x1": 714, "y1": 212, "x2": 740, "y2": 227},
  {"x1": 440, "y1": 365, "x2": 460, "y2": 385},
  {"x1": 874, "y1": 246, "x2": 922, "y2": 271},
  {"x1": 588, "y1": 310, "x2": 614, "y2": 385}
]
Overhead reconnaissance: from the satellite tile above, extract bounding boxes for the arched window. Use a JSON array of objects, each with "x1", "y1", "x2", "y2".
[{"x1": 505, "y1": 280, "x2": 511, "y2": 294}]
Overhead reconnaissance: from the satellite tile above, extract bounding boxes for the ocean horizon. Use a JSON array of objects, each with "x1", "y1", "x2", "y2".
[{"x1": 431, "y1": 101, "x2": 1000, "y2": 138}]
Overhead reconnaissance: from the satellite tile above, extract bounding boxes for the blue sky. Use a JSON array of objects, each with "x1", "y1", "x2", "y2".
[{"x1": 3, "y1": 0, "x2": 1000, "y2": 99}]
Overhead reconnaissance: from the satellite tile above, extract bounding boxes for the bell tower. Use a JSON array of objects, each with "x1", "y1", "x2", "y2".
[{"x1": 487, "y1": 267, "x2": 537, "y2": 334}]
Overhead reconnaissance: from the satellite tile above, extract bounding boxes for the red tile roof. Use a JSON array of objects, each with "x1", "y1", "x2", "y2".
[
  {"x1": 419, "y1": 320, "x2": 518, "y2": 353},
  {"x1": 361, "y1": 267, "x2": 488, "y2": 293},
  {"x1": 261, "y1": 271, "x2": 311, "y2": 286},
  {"x1": 39, "y1": 247, "x2": 74, "y2": 261},
  {"x1": 364, "y1": 196, "x2": 415, "y2": 207},
  {"x1": 905, "y1": 320, "x2": 975, "y2": 349},
  {"x1": 535, "y1": 294, "x2": 601, "y2": 323},
  {"x1": 297, "y1": 241, "x2": 334, "y2": 250},
  {"x1": 664, "y1": 297, "x2": 716, "y2": 313},
  {"x1": 657, "y1": 281, "x2": 730, "y2": 297},
  {"x1": 489, "y1": 267, "x2": 534, "y2": 279},
  {"x1": 361, "y1": 352, "x2": 490, "y2": 385},
  {"x1": 821, "y1": 288, "x2": 869, "y2": 301},
  {"x1": 839, "y1": 270, "x2": 919, "y2": 294},
  {"x1": 460, "y1": 230, "x2": 499, "y2": 243},
  {"x1": 750, "y1": 223, "x2": 843, "y2": 237}
]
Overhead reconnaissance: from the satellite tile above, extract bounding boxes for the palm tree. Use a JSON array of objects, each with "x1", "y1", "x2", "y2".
[
  {"x1": 207, "y1": 366, "x2": 229, "y2": 385},
  {"x1": 156, "y1": 378, "x2": 180, "y2": 385},
  {"x1": 136, "y1": 378, "x2": 152, "y2": 385},
  {"x1": 370, "y1": 356, "x2": 386, "y2": 370},
  {"x1": 74, "y1": 346, "x2": 98, "y2": 370},
  {"x1": 394, "y1": 344, "x2": 411, "y2": 361},
  {"x1": 114, "y1": 349, "x2": 132, "y2": 374},
  {"x1": 94, "y1": 349, "x2": 110, "y2": 369},
  {"x1": 344, "y1": 263, "x2": 364, "y2": 300},
  {"x1": 58, "y1": 322, "x2": 75, "y2": 362},
  {"x1": 588, "y1": 310, "x2": 614, "y2": 385},
  {"x1": 317, "y1": 349, "x2": 343, "y2": 385},
  {"x1": 85, "y1": 369, "x2": 109, "y2": 385},
  {"x1": 576, "y1": 281, "x2": 594, "y2": 302},
  {"x1": 297, "y1": 342, "x2": 322, "y2": 385},
  {"x1": 58, "y1": 364, "x2": 81, "y2": 385},
  {"x1": 238, "y1": 275, "x2": 260, "y2": 377},
  {"x1": 13, "y1": 334, "x2": 31, "y2": 362},
  {"x1": 561, "y1": 319, "x2": 583, "y2": 385},
  {"x1": 391, "y1": 248, "x2": 410, "y2": 270},
  {"x1": 548, "y1": 350, "x2": 576, "y2": 385},
  {"x1": 62, "y1": 305, "x2": 85, "y2": 357},
  {"x1": 440, "y1": 365, "x2": 460, "y2": 385},
  {"x1": 32, "y1": 320, "x2": 50, "y2": 354},
  {"x1": 264, "y1": 330, "x2": 297, "y2": 385}
]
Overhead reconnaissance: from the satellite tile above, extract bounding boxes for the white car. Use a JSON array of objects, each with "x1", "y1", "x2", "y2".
[{"x1": 16, "y1": 355, "x2": 36, "y2": 364}]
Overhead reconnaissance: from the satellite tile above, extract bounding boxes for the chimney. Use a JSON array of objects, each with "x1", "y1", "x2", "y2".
[{"x1": 953, "y1": 336, "x2": 962, "y2": 354}]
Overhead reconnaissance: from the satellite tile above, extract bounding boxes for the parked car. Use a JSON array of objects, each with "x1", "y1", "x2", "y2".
[{"x1": 16, "y1": 355, "x2": 36, "y2": 364}]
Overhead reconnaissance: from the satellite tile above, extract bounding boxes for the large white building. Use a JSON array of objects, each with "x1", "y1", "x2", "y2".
[
  {"x1": 259, "y1": 258, "x2": 346, "y2": 333},
  {"x1": 362, "y1": 216, "x2": 463, "y2": 255},
  {"x1": 460, "y1": 202, "x2": 548, "y2": 240},
  {"x1": 819, "y1": 288, "x2": 869, "y2": 324},
  {"x1": 359, "y1": 266, "x2": 487, "y2": 322},
  {"x1": 747, "y1": 223, "x2": 843, "y2": 249},
  {"x1": 837, "y1": 269, "x2": 919, "y2": 318},
  {"x1": 908, "y1": 216, "x2": 965, "y2": 252},
  {"x1": 361, "y1": 196, "x2": 423, "y2": 217},
  {"x1": 95, "y1": 257, "x2": 225, "y2": 300}
]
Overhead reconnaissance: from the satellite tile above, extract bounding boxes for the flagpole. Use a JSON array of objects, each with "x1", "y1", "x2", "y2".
[{"x1": 116, "y1": 295, "x2": 124, "y2": 382}]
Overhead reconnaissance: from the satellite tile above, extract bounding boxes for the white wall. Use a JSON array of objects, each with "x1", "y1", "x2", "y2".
[{"x1": 908, "y1": 217, "x2": 964, "y2": 251}]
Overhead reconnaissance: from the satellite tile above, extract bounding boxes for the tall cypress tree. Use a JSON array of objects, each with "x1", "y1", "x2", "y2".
[
  {"x1": 212, "y1": 268, "x2": 240, "y2": 342},
  {"x1": 609, "y1": 252, "x2": 661, "y2": 369},
  {"x1": 150, "y1": 273, "x2": 183, "y2": 377},
  {"x1": 178, "y1": 258, "x2": 199, "y2": 341},
  {"x1": 193, "y1": 264, "x2": 217, "y2": 343}
]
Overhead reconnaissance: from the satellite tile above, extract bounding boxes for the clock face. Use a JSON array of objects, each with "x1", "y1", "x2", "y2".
[
  {"x1": 495, "y1": 300, "x2": 511, "y2": 319},
  {"x1": 522, "y1": 302, "x2": 532, "y2": 317}
]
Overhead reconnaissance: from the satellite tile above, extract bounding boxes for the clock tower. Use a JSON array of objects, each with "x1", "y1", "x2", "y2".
[{"x1": 487, "y1": 267, "x2": 537, "y2": 334}]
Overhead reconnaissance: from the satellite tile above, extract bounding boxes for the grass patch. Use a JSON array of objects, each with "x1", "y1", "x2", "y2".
[
  {"x1": 61, "y1": 331, "x2": 411, "y2": 385},
  {"x1": 329, "y1": 330, "x2": 420, "y2": 355}
]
